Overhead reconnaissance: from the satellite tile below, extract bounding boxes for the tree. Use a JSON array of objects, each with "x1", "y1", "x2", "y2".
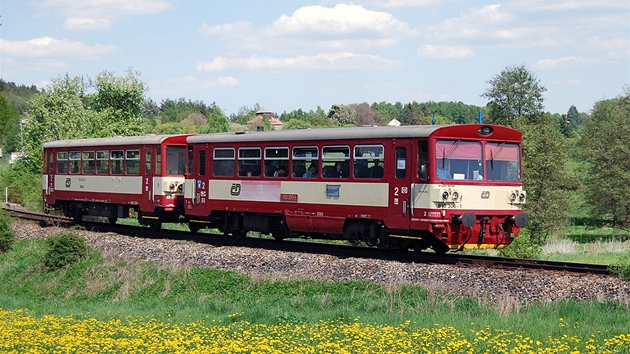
[
  {"x1": 327, "y1": 104, "x2": 356, "y2": 126},
  {"x1": 483, "y1": 65, "x2": 568, "y2": 245},
  {"x1": 0, "y1": 93, "x2": 19, "y2": 149},
  {"x1": 581, "y1": 88, "x2": 630, "y2": 230},
  {"x1": 515, "y1": 115, "x2": 570, "y2": 244},
  {"x1": 482, "y1": 64, "x2": 547, "y2": 126}
]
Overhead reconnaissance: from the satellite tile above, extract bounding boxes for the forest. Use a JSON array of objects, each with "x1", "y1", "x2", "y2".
[{"x1": 0, "y1": 65, "x2": 628, "y2": 255}]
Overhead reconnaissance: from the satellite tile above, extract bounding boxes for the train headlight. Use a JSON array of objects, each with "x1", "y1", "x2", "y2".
[
  {"x1": 451, "y1": 191, "x2": 459, "y2": 200},
  {"x1": 509, "y1": 192, "x2": 517, "y2": 203},
  {"x1": 518, "y1": 192, "x2": 526, "y2": 203},
  {"x1": 169, "y1": 183, "x2": 176, "y2": 191},
  {"x1": 442, "y1": 191, "x2": 449, "y2": 200}
]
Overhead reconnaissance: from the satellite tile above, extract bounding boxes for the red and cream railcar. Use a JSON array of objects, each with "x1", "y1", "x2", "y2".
[
  {"x1": 184, "y1": 124, "x2": 528, "y2": 252},
  {"x1": 42, "y1": 134, "x2": 190, "y2": 229}
]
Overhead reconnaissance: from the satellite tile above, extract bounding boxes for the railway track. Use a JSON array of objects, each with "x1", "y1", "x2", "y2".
[{"x1": 2, "y1": 204, "x2": 613, "y2": 276}]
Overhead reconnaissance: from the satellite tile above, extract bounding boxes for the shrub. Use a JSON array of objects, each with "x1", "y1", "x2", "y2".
[
  {"x1": 0, "y1": 213, "x2": 16, "y2": 253},
  {"x1": 499, "y1": 229, "x2": 542, "y2": 259},
  {"x1": 609, "y1": 255, "x2": 630, "y2": 281},
  {"x1": 43, "y1": 232, "x2": 89, "y2": 271}
]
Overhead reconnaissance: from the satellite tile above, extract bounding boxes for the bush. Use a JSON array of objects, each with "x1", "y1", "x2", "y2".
[
  {"x1": 0, "y1": 213, "x2": 16, "y2": 253},
  {"x1": 43, "y1": 232, "x2": 89, "y2": 271},
  {"x1": 609, "y1": 256, "x2": 630, "y2": 281},
  {"x1": 499, "y1": 229, "x2": 542, "y2": 259}
]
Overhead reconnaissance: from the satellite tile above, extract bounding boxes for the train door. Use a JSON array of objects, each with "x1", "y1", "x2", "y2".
[
  {"x1": 386, "y1": 140, "x2": 412, "y2": 230},
  {"x1": 142, "y1": 146, "x2": 154, "y2": 204},
  {"x1": 45, "y1": 149, "x2": 55, "y2": 202}
]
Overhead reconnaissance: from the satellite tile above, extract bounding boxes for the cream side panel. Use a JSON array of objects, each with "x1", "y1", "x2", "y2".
[
  {"x1": 208, "y1": 180, "x2": 389, "y2": 207},
  {"x1": 54, "y1": 175, "x2": 142, "y2": 195},
  {"x1": 153, "y1": 176, "x2": 186, "y2": 196},
  {"x1": 42, "y1": 175, "x2": 48, "y2": 193},
  {"x1": 413, "y1": 184, "x2": 525, "y2": 211}
]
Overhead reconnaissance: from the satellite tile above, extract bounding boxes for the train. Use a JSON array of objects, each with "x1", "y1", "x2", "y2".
[{"x1": 42, "y1": 124, "x2": 528, "y2": 253}]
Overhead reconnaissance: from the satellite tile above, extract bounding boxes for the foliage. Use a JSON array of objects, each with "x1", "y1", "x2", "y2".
[
  {"x1": 350, "y1": 103, "x2": 386, "y2": 126},
  {"x1": 0, "y1": 157, "x2": 44, "y2": 210},
  {"x1": 0, "y1": 213, "x2": 16, "y2": 253},
  {"x1": 43, "y1": 232, "x2": 89, "y2": 271},
  {"x1": 0, "y1": 93, "x2": 20, "y2": 143},
  {"x1": 0, "y1": 79, "x2": 40, "y2": 114},
  {"x1": 88, "y1": 69, "x2": 145, "y2": 136},
  {"x1": 498, "y1": 229, "x2": 542, "y2": 259},
  {"x1": 517, "y1": 115, "x2": 571, "y2": 244},
  {"x1": 327, "y1": 104, "x2": 356, "y2": 126},
  {"x1": 24, "y1": 70, "x2": 146, "y2": 153},
  {"x1": 609, "y1": 255, "x2": 630, "y2": 281},
  {"x1": 482, "y1": 64, "x2": 547, "y2": 126},
  {"x1": 482, "y1": 65, "x2": 569, "y2": 245},
  {"x1": 580, "y1": 87, "x2": 630, "y2": 231}
]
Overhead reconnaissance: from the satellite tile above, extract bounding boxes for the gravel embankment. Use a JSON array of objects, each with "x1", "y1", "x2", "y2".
[{"x1": 13, "y1": 221, "x2": 630, "y2": 307}]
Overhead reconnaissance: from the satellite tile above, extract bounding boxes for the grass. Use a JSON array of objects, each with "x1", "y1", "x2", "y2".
[{"x1": 0, "y1": 235, "x2": 628, "y2": 353}]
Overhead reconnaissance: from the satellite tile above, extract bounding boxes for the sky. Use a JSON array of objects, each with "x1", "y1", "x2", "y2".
[{"x1": 0, "y1": 0, "x2": 628, "y2": 118}]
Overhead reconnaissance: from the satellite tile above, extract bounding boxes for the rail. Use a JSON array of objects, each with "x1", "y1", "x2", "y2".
[{"x1": 1, "y1": 204, "x2": 613, "y2": 276}]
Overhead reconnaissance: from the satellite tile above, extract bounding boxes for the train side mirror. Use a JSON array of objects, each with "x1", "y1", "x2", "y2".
[{"x1": 419, "y1": 164, "x2": 428, "y2": 180}]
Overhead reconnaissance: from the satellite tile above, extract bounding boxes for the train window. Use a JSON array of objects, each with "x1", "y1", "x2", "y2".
[
  {"x1": 199, "y1": 150, "x2": 206, "y2": 176},
  {"x1": 145, "y1": 151, "x2": 151, "y2": 175},
  {"x1": 238, "y1": 147, "x2": 261, "y2": 177},
  {"x1": 292, "y1": 146, "x2": 318, "y2": 178},
  {"x1": 155, "y1": 149, "x2": 161, "y2": 174},
  {"x1": 111, "y1": 150, "x2": 124, "y2": 175},
  {"x1": 264, "y1": 147, "x2": 289, "y2": 177},
  {"x1": 48, "y1": 153, "x2": 53, "y2": 174},
  {"x1": 395, "y1": 147, "x2": 407, "y2": 179},
  {"x1": 322, "y1": 146, "x2": 350, "y2": 178},
  {"x1": 187, "y1": 146, "x2": 194, "y2": 175},
  {"x1": 82, "y1": 151, "x2": 95, "y2": 174},
  {"x1": 126, "y1": 149, "x2": 140, "y2": 175},
  {"x1": 69, "y1": 151, "x2": 81, "y2": 174},
  {"x1": 485, "y1": 142, "x2": 521, "y2": 181},
  {"x1": 213, "y1": 148, "x2": 235, "y2": 177},
  {"x1": 354, "y1": 145, "x2": 384, "y2": 179},
  {"x1": 57, "y1": 151, "x2": 68, "y2": 174},
  {"x1": 418, "y1": 141, "x2": 429, "y2": 181},
  {"x1": 96, "y1": 150, "x2": 109, "y2": 174},
  {"x1": 435, "y1": 140, "x2": 482, "y2": 180},
  {"x1": 166, "y1": 146, "x2": 186, "y2": 175}
]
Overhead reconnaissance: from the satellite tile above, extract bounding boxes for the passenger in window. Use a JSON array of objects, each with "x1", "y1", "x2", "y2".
[
  {"x1": 437, "y1": 167, "x2": 452, "y2": 179},
  {"x1": 303, "y1": 163, "x2": 318, "y2": 178},
  {"x1": 273, "y1": 168, "x2": 286, "y2": 177},
  {"x1": 334, "y1": 162, "x2": 345, "y2": 178}
]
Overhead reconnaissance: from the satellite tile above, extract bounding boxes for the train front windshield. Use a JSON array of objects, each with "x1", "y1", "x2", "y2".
[
  {"x1": 165, "y1": 146, "x2": 186, "y2": 175},
  {"x1": 435, "y1": 140, "x2": 520, "y2": 182}
]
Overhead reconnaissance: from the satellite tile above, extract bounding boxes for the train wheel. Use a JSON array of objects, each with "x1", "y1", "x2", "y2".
[
  {"x1": 149, "y1": 220, "x2": 162, "y2": 232},
  {"x1": 232, "y1": 230, "x2": 247, "y2": 240},
  {"x1": 108, "y1": 217, "x2": 118, "y2": 225},
  {"x1": 70, "y1": 205, "x2": 83, "y2": 223},
  {"x1": 189, "y1": 223, "x2": 201, "y2": 234}
]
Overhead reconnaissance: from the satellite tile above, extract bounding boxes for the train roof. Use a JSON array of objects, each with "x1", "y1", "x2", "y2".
[
  {"x1": 43, "y1": 134, "x2": 190, "y2": 149},
  {"x1": 187, "y1": 124, "x2": 521, "y2": 144}
]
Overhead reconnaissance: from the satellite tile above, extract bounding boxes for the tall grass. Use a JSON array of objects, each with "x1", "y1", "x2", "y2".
[{"x1": 0, "y1": 236, "x2": 628, "y2": 344}]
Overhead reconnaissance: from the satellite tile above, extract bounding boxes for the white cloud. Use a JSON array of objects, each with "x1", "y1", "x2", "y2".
[
  {"x1": 196, "y1": 53, "x2": 401, "y2": 72},
  {"x1": 64, "y1": 18, "x2": 111, "y2": 31},
  {"x1": 417, "y1": 45, "x2": 475, "y2": 59},
  {"x1": 532, "y1": 56, "x2": 589, "y2": 70},
  {"x1": 34, "y1": 0, "x2": 174, "y2": 31},
  {"x1": 199, "y1": 4, "x2": 413, "y2": 54},
  {"x1": 271, "y1": 4, "x2": 412, "y2": 38},
  {"x1": 167, "y1": 76, "x2": 240, "y2": 90},
  {"x1": 0, "y1": 37, "x2": 118, "y2": 59}
]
